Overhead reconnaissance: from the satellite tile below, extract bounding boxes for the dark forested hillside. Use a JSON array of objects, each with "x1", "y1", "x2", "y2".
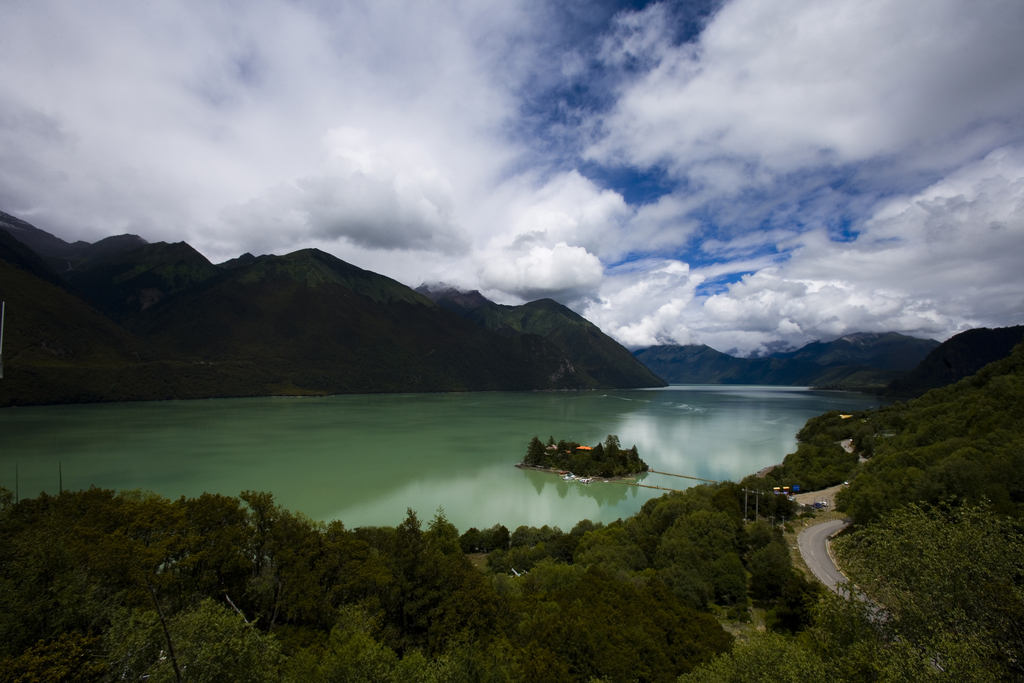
[
  {"x1": 764, "y1": 338, "x2": 1024, "y2": 524},
  {"x1": 0, "y1": 210, "x2": 147, "y2": 274},
  {"x1": 1, "y1": 211, "x2": 675, "y2": 405},
  {"x1": 64, "y1": 241, "x2": 222, "y2": 323},
  {"x1": 884, "y1": 324, "x2": 1024, "y2": 397},
  {"x1": 133, "y1": 249, "x2": 592, "y2": 394},
  {"x1": 468, "y1": 298, "x2": 665, "y2": 388},
  {"x1": 417, "y1": 284, "x2": 666, "y2": 389}
]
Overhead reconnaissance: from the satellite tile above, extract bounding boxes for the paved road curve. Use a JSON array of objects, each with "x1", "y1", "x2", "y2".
[{"x1": 798, "y1": 519, "x2": 849, "y2": 593}]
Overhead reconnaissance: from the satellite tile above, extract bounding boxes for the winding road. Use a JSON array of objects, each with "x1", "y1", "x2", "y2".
[{"x1": 797, "y1": 519, "x2": 849, "y2": 593}]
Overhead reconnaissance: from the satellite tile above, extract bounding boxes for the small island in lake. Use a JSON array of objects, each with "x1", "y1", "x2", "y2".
[{"x1": 518, "y1": 434, "x2": 649, "y2": 478}]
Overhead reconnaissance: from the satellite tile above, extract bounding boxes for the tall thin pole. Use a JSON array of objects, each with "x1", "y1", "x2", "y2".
[
  {"x1": 1, "y1": 300, "x2": 5, "y2": 379},
  {"x1": 59, "y1": 462, "x2": 63, "y2": 495},
  {"x1": 15, "y1": 464, "x2": 18, "y2": 502}
]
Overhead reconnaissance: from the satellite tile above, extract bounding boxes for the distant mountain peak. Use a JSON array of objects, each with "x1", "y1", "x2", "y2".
[
  {"x1": 217, "y1": 252, "x2": 257, "y2": 270},
  {"x1": 415, "y1": 282, "x2": 491, "y2": 313},
  {"x1": 837, "y1": 331, "x2": 887, "y2": 346}
]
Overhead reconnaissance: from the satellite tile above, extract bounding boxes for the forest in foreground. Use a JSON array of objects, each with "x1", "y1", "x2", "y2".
[{"x1": 2, "y1": 341, "x2": 1023, "y2": 682}]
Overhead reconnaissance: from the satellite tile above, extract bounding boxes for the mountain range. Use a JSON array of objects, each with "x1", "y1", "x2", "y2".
[
  {"x1": 0, "y1": 211, "x2": 664, "y2": 406},
  {"x1": 632, "y1": 326, "x2": 1024, "y2": 396},
  {"x1": 631, "y1": 333, "x2": 940, "y2": 391},
  {"x1": 2, "y1": 210, "x2": 1019, "y2": 406}
]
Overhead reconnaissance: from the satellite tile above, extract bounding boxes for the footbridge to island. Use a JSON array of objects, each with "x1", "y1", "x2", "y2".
[{"x1": 620, "y1": 469, "x2": 720, "y2": 493}]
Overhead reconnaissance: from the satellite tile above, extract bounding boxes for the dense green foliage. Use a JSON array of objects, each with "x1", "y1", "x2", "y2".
[
  {"x1": 763, "y1": 339, "x2": 1024, "y2": 517},
  {"x1": 522, "y1": 434, "x2": 649, "y2": 477},
  {"x1": 679, "y1": 341, "x2": 1024, "y2": 681},
  {"x1": 840, "y1": 341, "x2": 1024, "y2": 525},
  {"x1": 5, "y1": 484, "x2": 809, "y2": 682},
  {"x1": 764, "y1": 409, "x2": 883, "y2": 491},
  {"x1": 765, "y1": 340, "x2": 1024, "y2": 525},
  {"x1": 485, "y1": 484, "x2": 800, "y2": 623},
  {"x1": 686, "y1": 503, "x2": 1024, "y2": 683},
  {"x1": 458, "y1": 523, "x2": 510, "y2": 554}
]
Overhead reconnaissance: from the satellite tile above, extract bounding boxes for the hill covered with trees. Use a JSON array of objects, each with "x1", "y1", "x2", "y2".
[
  {"x1": 884, "y1": 324, "x2": 1024, "y2": 397},
  {"x1": 763, "y1": 338, "x2": 1024, "y2": 524},
  {"x1": 680, "y1": 339, "x2": 1024, "y2": 681},
  {"x1": 417, "y1": 284, "x2": 666, "y2": 389},
  {"x1": 0, "y1": 212, "x2": 665, "y2": 407}
]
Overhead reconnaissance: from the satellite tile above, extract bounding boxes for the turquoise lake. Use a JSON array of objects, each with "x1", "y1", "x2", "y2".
[{"x1": 0, "y1": 386, "x2": 886, "y2": 532}]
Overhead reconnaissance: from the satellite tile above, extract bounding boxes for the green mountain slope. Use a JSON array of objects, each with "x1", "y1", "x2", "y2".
[
  {"x1": 466, "y1": 298, "x2": 666, "y2": 388},
  {"x1": 846, "y1": 339, "x2": 1024, "y2": 523},
  {"x1": 884, "y1": 325, "x2": 1024, "y2": 397},
  {"x1": 65, "y1": 241, "x2": 223, "y2": 323},
  {"x1": 415, "y1": 284, "x2": 666, "y2": 389},
  {"x1": 1, "y1": 211, "x2": 608, "y2": 403},
  {"x1": 0, "y1": 228, "x2": 301, "y2": 406},
  {"x1": 123, "y1": 249, "x2": 592, "y2": 394},
  {"x1": 764, "y1": 337, "x2": 1024, "y2": 523}
]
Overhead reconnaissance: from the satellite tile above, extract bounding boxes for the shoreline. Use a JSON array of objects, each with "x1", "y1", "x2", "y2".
[{"x1": 514, "y1": 462, "x2": 645, "y2": 482}]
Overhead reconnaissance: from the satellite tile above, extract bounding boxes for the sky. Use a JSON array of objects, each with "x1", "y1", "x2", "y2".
[{"x1": 1, "y1": 0, "x2": 1023, "y2": 355}]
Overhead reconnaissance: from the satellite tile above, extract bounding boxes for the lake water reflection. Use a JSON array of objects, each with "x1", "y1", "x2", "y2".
[{"x1": 0, "y1": 386, "x2": 886, "y2": 532}]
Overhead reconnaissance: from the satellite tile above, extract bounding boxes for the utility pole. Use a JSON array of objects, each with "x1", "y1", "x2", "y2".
[
  {"x1": 742, "y1": 488, "x2": 764, "y2": 522},
  {"x1": 1, "y1": 300, "x2": 5, "y2": 379}
]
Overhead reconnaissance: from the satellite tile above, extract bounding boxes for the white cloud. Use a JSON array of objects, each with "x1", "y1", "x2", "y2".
[
  {"x1": 479, "y1": 241, "x2": 603, "y2": 302},
  {"x1": 582, "y1": 259, "x2": 704, "y2": 347},
  {"x1": 477, "y1": 170, "x2": 632, "y2": 256},
  {"x1": 621, "y1": 146, "x2": 1024, "y2": 355},
  {"x1": 1, "y1": 0, "x2": 1023, "y2": 357},
  {"x1": 220, "y1": 127, "x2": 468, "y2": 254},
  {"x1": 592, "y1": 0, "x2": 1024, "y2": 176},
  {"x1": 0, "y1": 0, "x2": 525, "y2": 253}
]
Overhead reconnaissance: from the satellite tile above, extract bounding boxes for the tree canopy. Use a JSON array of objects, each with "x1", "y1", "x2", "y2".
[{"x1": 521, "y1": 434, "x2": 648, "y2": 477}]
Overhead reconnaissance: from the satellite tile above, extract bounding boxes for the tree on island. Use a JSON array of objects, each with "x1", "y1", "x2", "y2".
[{"x1": 522, "y1": 434, "x2": 648, "y2": 477}]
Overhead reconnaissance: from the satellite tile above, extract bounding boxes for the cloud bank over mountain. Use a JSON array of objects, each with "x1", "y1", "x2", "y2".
[{"x1": 1, "y1": 0, "x2": 1022, "y2": 354}]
